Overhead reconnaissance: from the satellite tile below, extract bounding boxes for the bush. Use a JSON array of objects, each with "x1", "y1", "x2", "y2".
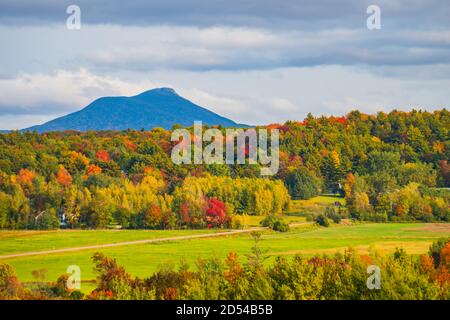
[
  {"x1": 260, "y1": 215, "x2": 276, "y2": 228},
  {"x1": 325, "y1": 205, "x2": 341, "y2": 224},
  {"x1": 261, "y1": 215, "x2": 289, "y2": 232},
  {"x1": 315, "y1": 214, "x2": 330, "y2": 227},
  {"x1": 272, "y1": 220, "x2": 290, "y2": 232}
]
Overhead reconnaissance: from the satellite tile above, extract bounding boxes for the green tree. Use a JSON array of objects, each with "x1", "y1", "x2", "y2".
[{"x1": 285, "y1": 167, "x2": 321, "y2": 199}]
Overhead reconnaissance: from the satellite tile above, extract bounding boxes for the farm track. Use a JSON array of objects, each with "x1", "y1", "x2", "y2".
[{"x1": 0, "y1": 227, "x2": 269, "y2": 260}]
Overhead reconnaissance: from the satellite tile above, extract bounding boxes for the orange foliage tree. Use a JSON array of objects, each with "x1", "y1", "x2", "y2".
[
  {"x1": 86, "y1": 164, "x2": 102, "y2": 176},
  {"x1": 17, "y1": 168, "x2": 36, "y2": 187},
  {"x1": 56, "y1": 165, "x2": 73, "y2": 186},
  {"x1": 96, "y1": 149, "x2": 110, "y2": 163}
]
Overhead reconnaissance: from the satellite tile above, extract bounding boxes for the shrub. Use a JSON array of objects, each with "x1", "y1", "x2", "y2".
[
  {"x1": 315, "y1": 214, "x2": 330, "y2": 227},
  {"x1": 325, "y1": 205, "x2": 341, "y2": 224},
  {"x1": 260, "y1": 215, "x2": 289, "y2": 232},
  {"x1": 272, "y1": 220, "x2": 290, "y2": 232},
  {"x1": 260, "y1": 215, "x2": 276, "y2": 228}
]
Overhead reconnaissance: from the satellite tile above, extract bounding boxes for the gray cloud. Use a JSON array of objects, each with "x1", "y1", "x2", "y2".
[
  {"x1": 2, "y1": 25, "x2": 450, "y2": 76},
  {"x1": 0, "y1": 69, "x2": 159, "y2": 117},
  {"x1": 1, "y1": 0, "x2": 449, "y2": 30},
  {"x1": 1, "y1": 1, "x2": 449, "y2": 74}
]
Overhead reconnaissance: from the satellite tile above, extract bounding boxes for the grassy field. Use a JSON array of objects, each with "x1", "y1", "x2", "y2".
[
  {"x1": 286, "y1": 195, "x2": 345, "y2": 216},
  {"x1": 0, "y1": 229, "x2": 222, "y2": 256},
  {"x1": 237, "y1": 214, "x2": 306, "y2": 227},
  {"x1": 0, "y1": 195, "x2": 334, "y2": 255},
  {"x1": 0, "y1": 196, "x2": 447, "y2": 293},
  {"x1": 1, "y1": 222, "x2": 449, "y2": 293},
  {"x1": 0, "y1": 214, "x2": 307, "y2": 255},
  {"x1": 234, "y1": 195, "x2": 344, "y2": 227}
]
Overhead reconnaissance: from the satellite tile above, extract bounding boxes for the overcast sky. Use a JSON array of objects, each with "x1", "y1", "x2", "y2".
[{"x1": 0, "y1": 0, "x2": 449, "y2": 129}]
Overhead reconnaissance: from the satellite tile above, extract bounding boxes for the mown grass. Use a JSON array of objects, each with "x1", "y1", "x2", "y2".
[{"x1": 2, "y1": 222, "x2": 448, "y2": 293}]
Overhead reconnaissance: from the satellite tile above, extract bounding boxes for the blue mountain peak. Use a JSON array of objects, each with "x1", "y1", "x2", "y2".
[
  {"x1": 22, "y1": 87, "x2": 243, "y2": 133},
  {"x1": 136, "y1": 87, "x2": 178, "y2": 97}
]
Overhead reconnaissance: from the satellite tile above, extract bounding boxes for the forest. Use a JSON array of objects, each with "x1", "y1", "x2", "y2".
[{"x1": 0, "y1": 109, "x2": 448, "y2": 229}]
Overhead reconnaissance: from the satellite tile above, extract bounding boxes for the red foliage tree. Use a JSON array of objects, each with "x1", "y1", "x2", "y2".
[
  {"x1": 96, "y1": 149, "x2": 110, "y2": 163},
  {"x1": 329, "y1": 116, "x2": 348, "y2": 125},
  {"x1": 179, "y1": 202, "x2": 191, "y2": 224},
  {"x1": 267, "y1": 123, "x2": 289, "y2": 133},
  {"x1": 205, "y1": 198, "x2": 229, "y2": 228}
]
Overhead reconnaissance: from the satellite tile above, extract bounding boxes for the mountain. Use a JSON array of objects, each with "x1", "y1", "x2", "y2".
[{"x1": 23, "y1": 88, "x2": 243, "y2": 133}]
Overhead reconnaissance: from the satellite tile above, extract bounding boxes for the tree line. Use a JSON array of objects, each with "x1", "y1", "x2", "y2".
[{"x1": 0, "y1": 109, "x2": 448, "y2": 229}]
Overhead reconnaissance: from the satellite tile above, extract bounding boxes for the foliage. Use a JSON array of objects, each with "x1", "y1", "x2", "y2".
[
  {"x1": 0, "y1": 109, "x2": 448, "y2": 229},
  {"x1": 205, "y1": 198, "x2": 230, "y2": 228},
  {"x1": 173, "y1": 175, "x2": 290, "y2": 227},
  {"x1": 0, "y1": 263, "x2": 21, "y2": 299}
]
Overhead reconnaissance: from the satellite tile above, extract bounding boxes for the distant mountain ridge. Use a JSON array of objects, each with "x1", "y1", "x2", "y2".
[{"x1": 21, "y1": 88, "x2": 244, "y2": 133}]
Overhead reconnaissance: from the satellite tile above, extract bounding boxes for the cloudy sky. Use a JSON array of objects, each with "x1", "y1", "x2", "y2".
[{"x1": 0, "y1": 0, "x2": 449, "y2": 129}]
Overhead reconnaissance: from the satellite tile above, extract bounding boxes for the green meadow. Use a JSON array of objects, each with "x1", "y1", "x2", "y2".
[
  {"x1": 1, "y1": 222, "x2": 448, "y2": 293},
  {"x1": 0, "y1": 229, "x2": 221, "y2": 256}
]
